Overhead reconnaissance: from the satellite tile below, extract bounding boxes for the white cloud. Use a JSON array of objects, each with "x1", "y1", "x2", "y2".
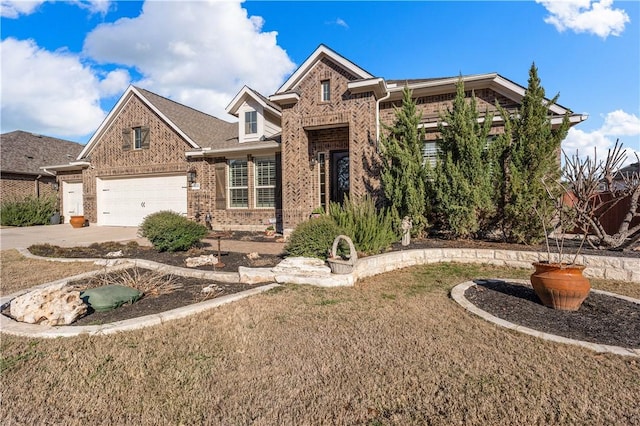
[
  {"x1": 326, "y1": 18, "x2": 349, "y2": 29},
  {"x1": 83, "y1": 0, "x2": 295, "y2": 119},
  {"x1": 1, "y1": 0, "x2": 111, "y2": 18},
  {"x1": 536, "y1": 0, "x2": 629, "y2": 38},
  {"x1": 0, "y1": 38, "x2": 112, "y2": 137},
  {"x1": 1, "y1": 0, "x2": 45, "y2": 18},
  {"x1": 563, "y1": 110, "x2": 640, "y2": 167}
]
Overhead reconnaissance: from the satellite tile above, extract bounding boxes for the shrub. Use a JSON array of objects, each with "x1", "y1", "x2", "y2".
[
  {"x1": 0, "y1": 196, "x2": 57, "y2": 226},
  {"x1": 139, "y1": 211, "x2": 208, "y2": 252},
  {"x1": 285, "y1": 215, "x2": 342, "y2": 259},
  {"x1": 329, "y1": 195, "x2": 398, "y2": 255}
]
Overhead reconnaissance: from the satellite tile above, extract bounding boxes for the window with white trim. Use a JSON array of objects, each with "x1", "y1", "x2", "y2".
[
  {"x1": 423, "y1": 140, "x2": 440, "y2": 168},
  {"x1": 254, "y1": 157, "x2": 276, "y2": 208},
  {"x1": 133, "y1": 127, "x2": 143, "y2": 149},
  {"x1": 244, "y1": 110, "x2": 257, "y2": 135},
  {"x1": 228, "y1": 159, "x2": 248, "y2": 208},
  {"x1": 321, "y1": 80, "x2": 330, "y2": 102}
]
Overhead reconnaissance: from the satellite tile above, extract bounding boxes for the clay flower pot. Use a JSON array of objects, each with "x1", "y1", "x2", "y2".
[
  {"x1": 530, "y1": 262, "x2": 590, "y2": 311},
  {"x1": 69, "y1": 215, "x2": 85, "y2": 228}
]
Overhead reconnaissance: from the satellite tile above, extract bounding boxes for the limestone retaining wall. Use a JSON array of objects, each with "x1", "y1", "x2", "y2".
[{"x1": 353, "y1": 249, "x2": 639, "y2": 284}]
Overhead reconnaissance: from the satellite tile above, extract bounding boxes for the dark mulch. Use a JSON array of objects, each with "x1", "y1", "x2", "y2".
[
  {"x1": 28, "y1": 240, "x2": 284, "y2": 272},
  {"x1": 465, "y1": 280, "x2": 640, "y2": 348},
  {"x1": 64, "y1": 268, "x2": 265, "y2": 326}
]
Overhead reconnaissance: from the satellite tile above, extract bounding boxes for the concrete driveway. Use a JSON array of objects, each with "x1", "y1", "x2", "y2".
[{"x1": 0, "y1": 224, "x2": 147, "y2": 250}]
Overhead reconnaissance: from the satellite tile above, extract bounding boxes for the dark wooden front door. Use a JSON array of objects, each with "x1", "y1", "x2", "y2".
[{"x1": 330, "y1": 150, "x2": 349, "y2": 204}]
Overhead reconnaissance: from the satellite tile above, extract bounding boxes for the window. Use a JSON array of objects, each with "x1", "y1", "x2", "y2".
[
  {"x1": 255, "y1": 157, "x2": 276, "y2": 208},
  {"x1": 321, "y1": 80, "x2": 330, "y2": 102},
  {"x1": 133, "y1": 127, "x2": 143, "y2": 149},
  {"x1": 229, "y1": 159, "x2": 248, "y2": 208},
  {"x1": 423, "y1": 140, "x2": 440, "y2": 168},
  {"x1": 244, "y1": 111, "x2": 257, "y2": 134}
]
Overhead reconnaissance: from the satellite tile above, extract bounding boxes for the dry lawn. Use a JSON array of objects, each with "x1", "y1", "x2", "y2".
[
  {"x1": 1, "y1": 254, "x2": 639, "y2": 425},
  {"x1": 1, "y1": 249, "x2": 101, "y2": 296}
]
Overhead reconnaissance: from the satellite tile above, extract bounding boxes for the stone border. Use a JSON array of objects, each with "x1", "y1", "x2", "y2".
[
  {"x1": 1, "y1": 279, "x2": 279, "y2": 338},
  {"x1": 353, "y1": 248, "x2": 640, "y2": 284},
  {"x1": 451, "y1": 279, "x2": 640, "y2": 358}
]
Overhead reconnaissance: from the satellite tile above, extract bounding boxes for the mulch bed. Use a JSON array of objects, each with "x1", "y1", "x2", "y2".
[
  {"x1": 67, "y1": 268, "x2": 264, "y2": 326},
  {"x1": 28, "y1": 240, "x2": 284, "y2": 272},
  {"x1": 18, "y1": 233, "x2": 640, "y2": 341},
  {"x1": 465, "y1": 280, "x2": 640, "y2": 348}
]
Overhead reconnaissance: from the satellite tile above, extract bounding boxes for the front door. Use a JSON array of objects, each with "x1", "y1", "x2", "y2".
[{"x1": 330, "y1": 150, "x2": 349, "y2": 204}]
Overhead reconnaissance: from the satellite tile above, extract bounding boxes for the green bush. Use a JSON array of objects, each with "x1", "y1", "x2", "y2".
[
  {"x1": 139, "y1": 211, "x2": 208, "y2": 252},
  {"x1": 329, "y1": 195, "x2": 398, "y2": 255},
  {"x1": 285, "y1": 215, "x2": 343, "y2": 259},
  {"x1": 0, "y1": 196, "x2": 57, "y2": 226}
]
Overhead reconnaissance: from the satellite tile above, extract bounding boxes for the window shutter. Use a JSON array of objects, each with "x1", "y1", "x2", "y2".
[
  {"x1": 122, "y1": 128, "x2": 132, "y2": 151},
  {"x1": 215, "y1": 161, "x2": 227, "y2": 210},
  {"x1": 141, "y1": 126, "x2": 150, "y2": 149}
]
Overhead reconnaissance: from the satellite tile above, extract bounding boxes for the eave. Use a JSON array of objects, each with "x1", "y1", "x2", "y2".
[
  {"x1": 185, "y1": 141, "x2": 280, "y2": 158},
  {"x1": 347, "y1": 78, "x2": 388, "y2": 99}
]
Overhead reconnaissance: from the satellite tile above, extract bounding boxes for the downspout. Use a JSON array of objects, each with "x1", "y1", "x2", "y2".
[{"x1": 376, "y1": 84, "x2": 391, "y2": 152}]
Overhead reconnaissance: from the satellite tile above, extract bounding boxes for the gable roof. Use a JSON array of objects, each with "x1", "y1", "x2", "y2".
[
  {"x1": 78, "y1": 86, "x2": 237, "y2": 159},
  {"x1": 226, "y1": 85, "x2": 282, "y2": 117},
  {"x1": 275, "y1": 44, "x2": 374, "y2": 94},
  {"x1": 1, "y1": 130, "x2": 84, "y2": 176}
]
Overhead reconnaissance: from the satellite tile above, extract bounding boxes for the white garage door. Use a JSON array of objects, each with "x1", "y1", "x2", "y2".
[
  {"x1": 97, "y1": 175, "x2": 187, "y2": 227},
  {"x1": 62, "y1": 181, "x2": 83, "y2": 223}
]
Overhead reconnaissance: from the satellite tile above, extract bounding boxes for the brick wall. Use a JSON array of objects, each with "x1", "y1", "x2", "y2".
[
  {"x1": 279, "y1": 57, "x2": 378, "y2": 230},
  {"x1": 0, "y1": 173, "x2": 57, "y2": 202}
]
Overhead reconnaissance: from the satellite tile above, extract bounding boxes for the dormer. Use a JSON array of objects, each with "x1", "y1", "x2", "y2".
[{"x1": 226, "y1": 86, "x2": 282, "y2": 143}]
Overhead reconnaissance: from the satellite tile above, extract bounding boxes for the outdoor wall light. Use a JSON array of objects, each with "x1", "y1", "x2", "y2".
[
  {"x1": 187, "y1": 171, "x2": 197, "y2": 184},
  {"x1": 52, "y1": 182, "x2": 59, "y2": 191}
]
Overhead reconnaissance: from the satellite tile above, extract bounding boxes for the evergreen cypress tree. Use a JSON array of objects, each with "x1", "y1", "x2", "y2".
[
  {"x1": 430, "y1": 77, "x2": 495, "y2": 238},
  {"x1": 380, "y1": 86, "x2": 428, "y2": 235},
  {"x1": 496, "y1": 63, "x2": 570, "y2": 243}
]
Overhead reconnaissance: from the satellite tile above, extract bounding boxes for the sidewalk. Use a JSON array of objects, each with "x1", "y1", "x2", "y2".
[{"x1": 0, "y1": 224, "x2": 286, "y2": 255}]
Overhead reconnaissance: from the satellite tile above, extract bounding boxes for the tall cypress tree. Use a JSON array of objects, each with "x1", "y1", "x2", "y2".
[
  {"x1": 496, "y1": 63, "x2": 570, "y2": 243},
  {"x1": 430, "y1": 77, "x2": 495, "y2": 238},
  {"x1": 380, "y1": 86, "x2": 428, "y2": 235}
]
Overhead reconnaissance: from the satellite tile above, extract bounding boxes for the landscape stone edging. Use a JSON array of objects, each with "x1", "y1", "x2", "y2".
[
  {"x1": 451, "y1": 279, "x2": 640, "y2": 358},
  {"x1": 16, "y1": 247, "x2": 640, "y2": 287},
  {"x1": 1, "y1": 283, "x2": 279, "y2": 338},
  {"x1": 353, "y1": 249, "x2": 640, "y2": 284}
]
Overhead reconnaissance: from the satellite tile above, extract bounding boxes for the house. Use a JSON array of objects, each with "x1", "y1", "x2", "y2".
[
  {"x1": 44, "y1": 45, "x2": 587, "y2": 232},
  {"x1": 0, "y1": 130, "x2": 83, "y2": 210}
]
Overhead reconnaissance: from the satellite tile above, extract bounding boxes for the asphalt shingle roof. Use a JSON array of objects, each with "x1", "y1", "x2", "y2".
[
  {"x1": 134, "y1": 87, "x2": 239, "y2": 149},
  {"x1": 1, "y1": 130, "x2": 84, "y2": 175}
]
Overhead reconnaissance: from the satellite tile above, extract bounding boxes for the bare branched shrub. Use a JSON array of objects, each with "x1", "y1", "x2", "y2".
[{"x1": 563, "y1": 140, "x2": 640, "y2": 250}]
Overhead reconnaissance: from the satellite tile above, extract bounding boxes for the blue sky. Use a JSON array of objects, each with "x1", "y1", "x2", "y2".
[{"x1": 1, "y1": 0, "x2": 639, "y2": 162}]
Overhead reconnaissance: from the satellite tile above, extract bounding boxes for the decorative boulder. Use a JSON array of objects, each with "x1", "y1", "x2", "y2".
[
  {"x1": 185, "y1": 254, "x2": 219, "y2": 268},
  {"x1": 80, "y1": 285, "x2": 142, "y2": 312},
  {"x1": 10, "y1": 283, "x2": 87, "y2": 326}
]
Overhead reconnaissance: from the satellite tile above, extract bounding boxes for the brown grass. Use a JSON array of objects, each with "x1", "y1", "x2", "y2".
[
  {"x1": 1, "y1": 249, "x2": 101, "y2": 296},
  {"x1": 1, "y1": 256, "x2": 639, "y2": 425}
]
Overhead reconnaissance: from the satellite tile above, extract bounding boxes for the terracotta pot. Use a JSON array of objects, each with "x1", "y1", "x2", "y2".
[
  {"x1": 530, "y1": 262, "x2": 590, "y2": 311},
  {"x1": 69, "y1": 215, "x2": 85, "y2": 228}
]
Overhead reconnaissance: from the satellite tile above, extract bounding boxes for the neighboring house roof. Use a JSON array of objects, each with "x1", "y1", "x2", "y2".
[
  {"x1": 0, "y1": 130, "x2": 83, "y2": 176},
  {"x1": 615, "y1": 162, "x2": 639, "y2": 180},
  {"x1": 78, "y1": 86, "x2": 237, "y2": 159}
]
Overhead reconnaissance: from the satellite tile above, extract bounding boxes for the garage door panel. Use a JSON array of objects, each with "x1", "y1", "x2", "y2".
[{"x1": 97, "y1": 175, "x2": 187, "y2": 227}]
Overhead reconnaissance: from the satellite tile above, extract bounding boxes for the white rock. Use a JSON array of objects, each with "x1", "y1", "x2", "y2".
[
  {"x1": 201, "y1": 284, "x2": 221, "y2": 293},
  {"x1": 105, "y1": 250, "x2": 123, "y2": 258},
  {"x1": 246, "y1": 252, "x2": 260, "y2": 260},
  {"x1": 271, "y1": 257, "x2": 330, "y2": 275},
  {"x1": 10, "y1": 283, "x2": 87, "y2": 326},
  {"x1": 185, "y1": 254, "x2": 218, "y2": 268},
  {"x1": 239, "y1": 266, "x2": 276, "y2": 284}
]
